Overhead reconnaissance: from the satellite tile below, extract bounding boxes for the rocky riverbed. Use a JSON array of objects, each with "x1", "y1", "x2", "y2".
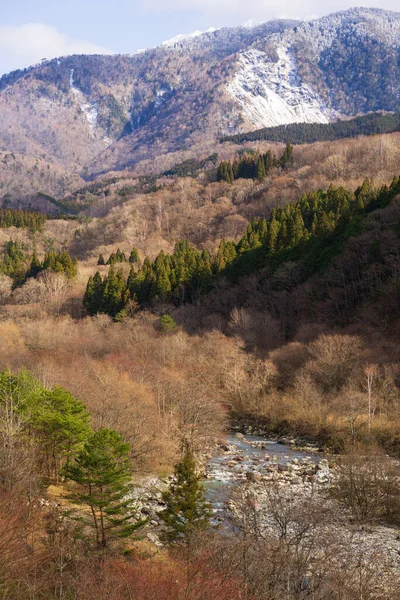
[
  {"x1": 132, "y1": 431, "x2": 400, "y2": 585},
  {"x1": 204, "y1": 431, "x2": 327, "y2": 525}
]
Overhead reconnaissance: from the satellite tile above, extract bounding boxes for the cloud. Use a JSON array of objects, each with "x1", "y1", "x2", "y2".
[{"x1": 0, "y1": 23, "x2": 113, "y2": 76}]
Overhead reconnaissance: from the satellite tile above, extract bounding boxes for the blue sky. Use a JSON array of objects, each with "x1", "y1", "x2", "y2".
[{"x1": 0, "y1": 0, "x2": 397, "y2": 75}]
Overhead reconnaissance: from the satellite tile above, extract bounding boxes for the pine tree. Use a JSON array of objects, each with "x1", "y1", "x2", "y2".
[
  {"x1": 28, "y1": 249, "x2": 42, "y2": 278},
  {"x1": 115, "y1": 248, "x2": 126, "y2": 263},
  {"x1": 160, "y1": 446, "x2": 211, "y2": 544},
  {"x1": 63, "y1": 428, "x2": 144, "y2": 549},
  {"x1": 266, "y1": 215, "x2": 279, "y2": 253},
  {"x1": 160, "y1": 314, "x2": 176, "y2": 332},
  {"x1": 289, "y1": 210, "x2": 306, "y2": 246},
  {"x1": 97, "y1": 254, "x2": 105, "y2": 265},
  {"x1": 256, "y1": 156, "x2": 266, "y2": 181},
  {"x1": 25, "y1": 386, "x2": 91, "y2": 482},
  {"x1": 129, "y1": 247, "x2": 141, "y2": 266},
  {"x1": 102, "y1": 267, "x2": 129, "y2": 317},
  {"x1": 107, "y1": 253, "x2": 117, "y2": 265},
  {"x1": 280, "y1": 141, "x2": 294, "y2": 168},
  {"x1": 83, "y1": 272, "x2": 104, "y2": 315},
  {"x1": 227, "y1": 161, "x2": 234, "y2": 183}
]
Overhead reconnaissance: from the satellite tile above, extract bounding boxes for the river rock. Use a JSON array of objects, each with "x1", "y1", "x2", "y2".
[
  {"x1": 147, "y1": 533, "x2": 163, "y2": 547},
  {"x1": 291, "y1": 477, "x2": 303, "y2": 485},
  {"x1": 278, "y1": 437, "x2": 291, "y2": 445},
  {"x1": 246, "y1": 471, "x2": 262, "y2": 482},
  {"x1": 233, "y1": 455, "x2": 244, "y2": 462},
  {"x1": 315, "y1": 470, "x2": 330, "y2": 483}
]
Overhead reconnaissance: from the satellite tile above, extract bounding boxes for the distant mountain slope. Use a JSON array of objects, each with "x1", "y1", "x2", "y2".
[
  {"x1": 221, "y1": 112, "x2": 400, "y2": 145},
  {"x1": 0, "y1": 7, "x2": 399, "y2": 181}
]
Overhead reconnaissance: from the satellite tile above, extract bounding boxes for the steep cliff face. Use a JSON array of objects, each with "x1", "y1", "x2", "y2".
[{"x1": 0, "y1": 7, "x2": 399, "y2": 181}]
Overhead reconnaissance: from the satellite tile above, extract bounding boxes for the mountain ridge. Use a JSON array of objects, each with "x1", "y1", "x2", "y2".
[{"x1": 0, "y1": 7, "x2": 399, "y2": 193}]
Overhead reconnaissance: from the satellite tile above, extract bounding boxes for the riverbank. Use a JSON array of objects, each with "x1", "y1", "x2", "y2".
[{"x1": 131, "y1": 429, "x2": 400, "y2": 591}]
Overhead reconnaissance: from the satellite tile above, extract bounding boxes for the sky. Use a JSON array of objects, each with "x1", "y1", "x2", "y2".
[{"x1": 0, "y1": 0, "x2": 397, "y2": 76}]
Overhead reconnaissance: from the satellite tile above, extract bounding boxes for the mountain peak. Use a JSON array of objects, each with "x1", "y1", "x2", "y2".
[{"x1": 0, "y1": 7, "x2": 399, "y2": 179}]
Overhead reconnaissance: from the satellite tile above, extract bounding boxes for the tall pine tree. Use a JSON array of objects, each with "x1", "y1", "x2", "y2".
[{"x1": 160, "y1": 446, "x2": 211, "y2": 544}]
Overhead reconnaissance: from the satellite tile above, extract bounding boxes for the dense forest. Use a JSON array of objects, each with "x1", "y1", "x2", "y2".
[
  {"x1": 83, "y1": 176, "x2": 400, "y2": 319},
  {"x1": 0, "y1": 208, "x2": 46, "y2": 230},
  {"x1": 0, "y1": 241, "x2": 77, "y2": 284},
  {"x1": 217, "y1": 143, "x2": 293, "y2": 182},
  {"x1": 221, "y1": 111, "x2": 400, "y2": 145}
]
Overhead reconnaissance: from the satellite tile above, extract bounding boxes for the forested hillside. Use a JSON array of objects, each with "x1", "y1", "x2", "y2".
[
  {"x1": 222, "y1": 112, "x2": 400, "y2": 145},
  {"x1": 1, "y1": 9, "x2": 400, "y2": 593},
  {"x1": 0, "y1": 7, "x2": 399, "y2": 195},
  {"x1": 82, "y1": 176, "x2": 400, "y2": 322}
]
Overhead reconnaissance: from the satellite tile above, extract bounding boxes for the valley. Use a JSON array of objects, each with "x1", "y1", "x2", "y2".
[{"x1": 0, "y1": 5, "x2": 399, "y2": 600}]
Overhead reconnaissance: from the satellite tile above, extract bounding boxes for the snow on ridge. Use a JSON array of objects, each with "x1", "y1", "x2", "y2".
[
  {"x1": 161, "y1": 27, "x2": 218, "y2": 48},
  {"x1": 69, "y1": 68, "x2": 98, "y2": 131},
  {"x1": 227, "y1": 47, "x2": 335, "y2": 129}
]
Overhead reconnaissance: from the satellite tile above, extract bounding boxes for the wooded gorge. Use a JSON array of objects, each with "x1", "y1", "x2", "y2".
[{"x1": 0, "y1": 129, "x2": 400, "y2": 599}]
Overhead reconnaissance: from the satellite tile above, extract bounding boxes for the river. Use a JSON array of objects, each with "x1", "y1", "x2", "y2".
[{"x1": 205, "y1": 433, "x2": 321, "y2": 524}]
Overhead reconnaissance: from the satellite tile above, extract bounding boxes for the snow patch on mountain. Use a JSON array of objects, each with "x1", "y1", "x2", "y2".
[
  {"x1": 69, "y1": 68, "x2": 98, "y2": 131},
  {"x1": 161, "y1": 27, "x2": 218, "y2": 48},
  {"x1": 227, "y1": 47, "x2": 335, "y2": 129}
]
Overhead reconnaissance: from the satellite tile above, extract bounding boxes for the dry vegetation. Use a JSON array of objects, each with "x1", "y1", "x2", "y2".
[
  {"x1": 0, "y1": 133, "x2": 399, "y2": 456},
  {"x1": 0, "y1": 129, "x2": 399, "y2": 599},
  {"x1": 67, "y1": 133, "x2": 400, "y2": 261}
]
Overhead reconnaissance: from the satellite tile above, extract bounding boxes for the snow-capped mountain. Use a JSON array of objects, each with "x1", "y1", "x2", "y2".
[
  {"x1": 226, "y1": 47, "x2": 335, "y2": 129},
  {"x1": 0, "y1": 7, "x2": 399, "y2": 177}
]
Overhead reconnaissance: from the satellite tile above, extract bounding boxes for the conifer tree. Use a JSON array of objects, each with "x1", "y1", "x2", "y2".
[
  {"x1": 160, "y1": 314, "x2": 176, "y2": 332},
  {"x1": 83, "y1": 272, "x2": 104, "y2": 315},
  {"x1": 129, "y1": 247, "x2": 141, "y2": 265},
  {"x1": 160, "y1": 446, "x2": 211, "y2": 544},
  {"x1": 102, "y1": 267, "x2": 129, "y2": 317},
  {"x1": 97, "y1": 254, "x2": 105, "y2": 266},
  {"x1": 107, "y1": 253, "x2": 117, "y2": 265},
  {"x1": 280, "y1": 141, "x2": 294, "y2": 168},
  {"x1": 26, "y1": 387, "x2": 90, "y2": 482},
  {"x1": 256, "y1": 156, "x2": 266, "y2": 181},
  {"x1": 28, "y1": 250, "x2": 42, "y2": 278},
  {"x1": 63, "y1": 428, "x2": 143, "y2": 549},
  {"x1": 266, "y1": 216, "x2": 280, "y2": 253}
]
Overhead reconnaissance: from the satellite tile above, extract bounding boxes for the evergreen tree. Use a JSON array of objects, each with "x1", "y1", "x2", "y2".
[
  {"x1": 129, "y1": 247, "x2": 141, "y2": 265},
  {"x1": 115, "y1": 248, "x2": 126, "y2": 263},
  {"x1": 107, "y1": 253, "x2": 117, "y2": 265},
  {"x1": 102, "y1": 267, "x2": 129, "y2": 317},
  {"x1": 83, "y1": 272, "x2": 104, "y2": 315},
  {"x1": 97, "y1": 254, "x2": 105, "y2": 266},
  {"x1": 289, "y1": 210, "x2": 306, "y2": 246},
  {"x1": 26, "y1": 387, "x2": 91, "y2": 482},
  {"x1": 160, "y1": 446, "x2": 211, "y2": 544},
  {"x1": 264, "y1": 150, "x2": 274, "y2": 174},
  {"x1": 28, "y1": 249, "x2": 42, "y2": 278},
  {"x1": 266, "y1": 216, "x2": 280, "y2": 253},
  {"x1": 280, "y1": 141, "x2": 294, "y2": 168},
  {"x1": 63, "y1": 428, "x2": 144, "y2": 549},
  {"x1": 160, "y1": 314, "x2": 176, "y2": 332},
  {"x1": 256, "y1": 156, "x2": 266, "y2": 181}
]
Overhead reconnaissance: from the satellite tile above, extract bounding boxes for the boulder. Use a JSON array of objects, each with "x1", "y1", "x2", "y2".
[{"x1": 246, "y1": 471, "x2": 262, "y2": 482}]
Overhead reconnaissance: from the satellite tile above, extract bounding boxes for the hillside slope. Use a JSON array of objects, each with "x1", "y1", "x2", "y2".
[{"x1": 0, "y1": 7, "x2": 399, "y2": 183}]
